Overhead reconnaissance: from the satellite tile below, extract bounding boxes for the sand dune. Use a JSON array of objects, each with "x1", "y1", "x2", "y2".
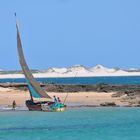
[{"x1": 0, "y1": 64, "x2": 140, "y2": 78}]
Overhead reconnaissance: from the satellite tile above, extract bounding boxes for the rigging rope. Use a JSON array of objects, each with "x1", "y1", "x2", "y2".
[
  {"x1": 24, "y1": 87, "x2": 27, "y2": 107},
  {"x1": 63, "y1": 72, "x2": 78, "y2": 104}
]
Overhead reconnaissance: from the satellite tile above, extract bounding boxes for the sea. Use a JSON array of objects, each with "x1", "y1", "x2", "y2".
[
  {"x1": 0, "y1": 76, "x2": 140, "y2": 140},
  {"x1": 0, "y1": 76, "x2": 140, "y2": 84},
  {"x1": 0, "y1": 107, "x2": 140, "y2": 140}
]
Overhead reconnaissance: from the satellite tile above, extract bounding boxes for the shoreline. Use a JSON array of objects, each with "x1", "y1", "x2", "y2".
[{"x1": 0, "y1": 106, "x2": 139, "y2": 113}]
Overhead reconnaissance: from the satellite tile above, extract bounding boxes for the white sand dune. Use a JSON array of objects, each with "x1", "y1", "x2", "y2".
[{"x1": 0, "y1": 64, "x2": 140, "y2": 78}]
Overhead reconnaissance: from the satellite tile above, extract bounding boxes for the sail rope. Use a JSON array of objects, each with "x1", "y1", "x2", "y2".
[
  {"x1": 24, "y1": 86, "x2": 27, "y2": 106},
  {"x1": 63, "y1": 72, "x2": 78, "y2": 104}
]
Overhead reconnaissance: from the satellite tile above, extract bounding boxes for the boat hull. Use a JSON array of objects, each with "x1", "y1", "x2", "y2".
[
  {"x1": 26, "y1": 100, "x2": 66, "y2": 112},
  {"x1": 26, "y1": 100, "x2": 42, "y2": 111}
]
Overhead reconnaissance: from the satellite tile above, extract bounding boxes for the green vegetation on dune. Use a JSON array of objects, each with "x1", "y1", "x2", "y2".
[{"x1": 0, "y1": 70, "x2": 40, "y2": 75}]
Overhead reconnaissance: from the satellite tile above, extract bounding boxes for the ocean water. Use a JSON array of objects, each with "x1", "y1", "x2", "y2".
[
  {"x1": 0, "y1": 107, "x2": 140, "y2": 140},
  {"x1": 0, "y1": 76, "x2": 140, "y2": 84}
]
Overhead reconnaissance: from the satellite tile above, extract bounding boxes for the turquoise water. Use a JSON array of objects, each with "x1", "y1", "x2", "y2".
[
  {"x1": 0, "y1": 107, "x2": 140, "y2": 140},
  {"x1": 1, "y1": 76, "x2": 140, "y2": 84}
]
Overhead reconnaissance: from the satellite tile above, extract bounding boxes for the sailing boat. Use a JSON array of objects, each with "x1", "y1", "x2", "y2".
[{"x1": 16, "y1": 16, "x2": 66, "y2": 112}]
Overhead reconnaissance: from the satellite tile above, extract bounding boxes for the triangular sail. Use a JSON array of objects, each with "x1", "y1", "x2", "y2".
[
  {"x1": 16, "y1": 20, "x2": 51, "y2": 99},
  {"x1": 27, "y1": 81, "x2": 41, "y2": 98}
]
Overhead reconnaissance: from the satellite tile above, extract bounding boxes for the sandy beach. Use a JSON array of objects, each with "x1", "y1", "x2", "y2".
[{"x1": 0, "y1": 86, "x2": 139, "y2": 108}]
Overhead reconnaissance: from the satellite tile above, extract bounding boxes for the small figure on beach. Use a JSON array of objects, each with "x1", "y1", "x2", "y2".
[{"x1": 12, "y1": 100, "x2": 16, "y2": 110}]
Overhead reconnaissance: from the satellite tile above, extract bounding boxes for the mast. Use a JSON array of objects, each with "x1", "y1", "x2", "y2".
[
  {"x1": 15, "y1": 14, "x2": 51, "y2": 99},
  {"x1": 29, "y1": 89, "x2": 34, "y2": 102}
]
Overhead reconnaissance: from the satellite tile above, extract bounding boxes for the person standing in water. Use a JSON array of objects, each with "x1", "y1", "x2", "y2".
[{"x1": 12, "y1": 100, "x2": 16, "y2": 110}]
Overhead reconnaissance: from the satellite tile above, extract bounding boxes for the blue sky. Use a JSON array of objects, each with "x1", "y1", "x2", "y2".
[{"x1": 0, "y1": 0, "x2": 140, "y2": 70}]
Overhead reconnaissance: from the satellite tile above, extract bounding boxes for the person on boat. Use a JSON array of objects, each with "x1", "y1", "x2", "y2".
[
  {"x1": 58, "y1": 97, "x2": 61, "y2": 103},
  {"x1": 12, "y1": 100, "x2": 16, "y2": 110},
  {"x1": 51, "y1": 96, "x2": 64, "y2": 110},
  {"x1": 53, "y1": 95, "x2": 58, "y2": 103}
]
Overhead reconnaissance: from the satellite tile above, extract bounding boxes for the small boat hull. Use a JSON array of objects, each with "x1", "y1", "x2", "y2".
[
  {"x1": 26, "y1": 101, "x2": 42, "y2": 111},
  {"x1": 54, "y1": 107, "x2": 66, "y2": 112},
  {"x1": 26, "y1": 100, "x2": 66, "y2": 112}
]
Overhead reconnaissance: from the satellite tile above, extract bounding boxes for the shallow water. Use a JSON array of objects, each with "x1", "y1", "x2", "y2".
[{"x1": 0, "y1": 107, "x2": 140, "y2": 140}]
